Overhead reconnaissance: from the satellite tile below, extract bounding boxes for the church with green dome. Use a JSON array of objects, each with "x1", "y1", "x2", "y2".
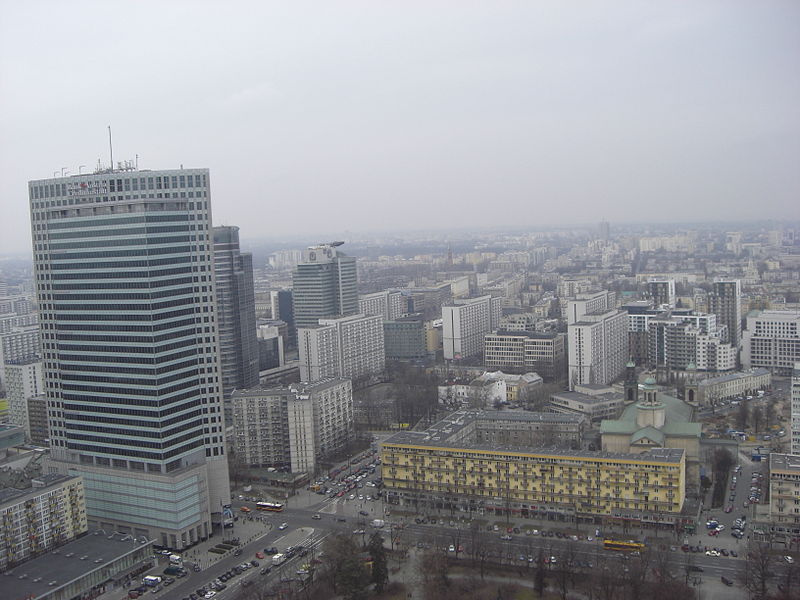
[{"x1": 600, "y1": 376, "x2": 702, "y2": 488}]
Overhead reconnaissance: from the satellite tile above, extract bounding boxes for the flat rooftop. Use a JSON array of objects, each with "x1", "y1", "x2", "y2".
[
  {"x1": 770, "y1": 453, "x2": 800, "y2": 473},
  {"x1": 551, "y1": 391, "x2": 623, "y2": 405},
  {"x1": 382, "y1": 410, "x2": 683, "y2": 464},
  {"x1": 0, "y1": 532, "x2": 153, "y2": 600}
]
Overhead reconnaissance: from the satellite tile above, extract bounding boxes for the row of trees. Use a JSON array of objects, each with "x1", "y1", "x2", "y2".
[{"x1": 735, "y1": 401, "x2": 779, "y2": 434}]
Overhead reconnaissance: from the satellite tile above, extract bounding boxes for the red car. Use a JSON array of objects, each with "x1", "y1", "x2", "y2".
[
  {"x1": 724, "y1": 505, "x2": 733, "y2": 513},
  {"x1": 255, "y1": 552, "x2": 265, "y2": 559}
]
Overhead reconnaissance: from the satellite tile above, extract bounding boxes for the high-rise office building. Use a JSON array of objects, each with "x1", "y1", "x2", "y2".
[
  {"x1": 292, "y1": 243, "x2": 357, "y2": 329},
  {"x1": 29, "y1": 168, "x2": 230, "y2": 549},
  {"x1": 213, "y1": 226, "x2": 259, "y2": 410},
  {"x1": 708, "y1": 280, "x2": 742, "y2": 349}
]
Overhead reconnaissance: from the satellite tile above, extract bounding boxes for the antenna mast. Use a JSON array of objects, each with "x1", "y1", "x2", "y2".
[{"x1": 108, "y1": 126, "x2": 113, "y2": 172}]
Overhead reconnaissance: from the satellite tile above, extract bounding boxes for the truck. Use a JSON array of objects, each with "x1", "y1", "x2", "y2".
[
  {"x1": 142, "y1": 575, "x2": 162, "y2": 587},
  {"x1": 371, "y1": 519, "x2": 385, "y2": 528},
  {"x1": 169, "y1": 554, "x2": 183, "y2": 565},
  {"x1": 272, "y1": 553, "x2": 286, "y2": 566}
]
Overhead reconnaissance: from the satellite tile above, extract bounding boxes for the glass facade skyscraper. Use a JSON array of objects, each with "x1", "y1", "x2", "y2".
[
  {"x1": 292, "y1": 243, "x2": 357, "y2": 330},
  {"x1": 212, "y1": 226, "x2": 259, "y2": 397},
  {"x1": 29, "y1": 167, "x2": 230, "y2": 549}
]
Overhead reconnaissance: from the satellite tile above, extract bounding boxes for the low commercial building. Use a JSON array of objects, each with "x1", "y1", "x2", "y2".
[
  {"x1": 0, "y1": 474, "x2": 87, "y2": 570},
  {"x1": 381, "y1": 410, "x2": 686, "y2": 528},
  {"x1": 690, "y1": 368, "x2": 771, "y2": 406},
  {"x1": 0, "y1": 531, "x2": 154, "y2": 600},
  {"x1": 549, "y1": 388, "x2": 625, "y2": 423},
  {"x1": 438, "y1": 371, "x2": 543, "y2": 408},
  {"x1": 768, "y1": 453, "x2": 800, "y2": 545}
]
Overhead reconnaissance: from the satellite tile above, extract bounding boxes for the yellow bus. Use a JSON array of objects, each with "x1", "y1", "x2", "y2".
[{"x1": 603, "y1": 539, "x2": 645, "y2": 552}]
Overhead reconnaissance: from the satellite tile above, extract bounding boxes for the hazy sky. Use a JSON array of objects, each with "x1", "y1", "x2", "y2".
[{"x1": 1, "y1": 1, "x2": 798, "y2": 254}]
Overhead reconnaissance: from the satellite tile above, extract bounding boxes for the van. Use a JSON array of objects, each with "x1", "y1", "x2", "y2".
[{"x1": 142, "y1": 576, "x2": 162, "y2": 587}]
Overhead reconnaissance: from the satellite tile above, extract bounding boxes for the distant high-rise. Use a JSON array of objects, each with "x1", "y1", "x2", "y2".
[
  {"x1": 29, "y1": 168, "x2": 230, "y2": 548},
  {"x1": 442, "y1": 295, "x2": 503, "y2": 360},
  {"x1": 791, "y1": 364, "x2": 800, "y2": 456},
  {"x1": 270, "y1": 289, "x2": 296, "y2": 347},
  {"x1": 213, "y1": 226, "x2": 259, "y2": 407},
  {"x1": 298, "y1": 313, "x2": 385, "y2": 383},
  {"x1": 647, "y1": 279, "x2": 676, "y2": 309},
  {"x1": 708, "y1": 280, "x2": 742, "y2": 349},
  {"x1": 4, "y1": 358, "x2": 42, "y2": 440},
  {"x1": 598, "y1": 220, "x2": 610, "y2": 241},
  {"x1": 292, "y1": 243, "x2": 358, "y2": 329},
  {"x1": 567, "y1": 292, "x2": 627, "y2": 389}
]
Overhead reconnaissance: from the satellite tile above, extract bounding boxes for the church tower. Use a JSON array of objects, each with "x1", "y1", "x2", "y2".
[{"x1": 624, "y1": 360, "x2": 638, "y2": 404}]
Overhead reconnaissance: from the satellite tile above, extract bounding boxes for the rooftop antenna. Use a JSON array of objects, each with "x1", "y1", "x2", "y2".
[
  {"x1": 108, "y1": 126, "x2": 113, "y2": 173},
  {"x1": 135, "y1": 154, "x2": 139, "y2": 170}
]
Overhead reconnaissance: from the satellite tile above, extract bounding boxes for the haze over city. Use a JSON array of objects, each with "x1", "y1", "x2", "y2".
[
  {"x1": 2, "y1": 1, "x2": 799, "y2": 255},
  {"x1": 2, "y1": 3, "x2": 800, "y2": 600}
]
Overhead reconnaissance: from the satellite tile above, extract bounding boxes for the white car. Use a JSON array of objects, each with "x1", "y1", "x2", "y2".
[
  {"x1": 278, "y1": 523, "x2": 288, "y2": 530},
  {"x1": 448, "y1": 544, "x2": 455, "y2": 552},
  {"x1": 785, "y1": 556, "x2": 795, "y2": 564},
  {"x1": 204, "y1": 592, "x2": 216, "y2": 599}
]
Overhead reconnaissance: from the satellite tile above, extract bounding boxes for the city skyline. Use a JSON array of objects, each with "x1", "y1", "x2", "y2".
[{"x1": 2, "y1": 2, "x2": 799, "y2": 255}]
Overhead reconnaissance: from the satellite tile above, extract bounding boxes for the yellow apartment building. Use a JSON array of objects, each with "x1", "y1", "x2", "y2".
[{"x1": 381, "y1": 410, "x2": 687, "y2": 529}]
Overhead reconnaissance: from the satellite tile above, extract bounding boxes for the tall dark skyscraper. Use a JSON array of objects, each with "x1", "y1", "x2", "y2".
[
  {"x1": 270, "y1": 289, "x2": 296, "y2": 348},
  {"x1": 29, "y1": 167, "x2": 230, "y2": 549},
  {"x1": 213, "y1": 226, "x2": 259, "y2": 410},
  {"x1": 292, "y1": 243, "x2": 358, "y2": 329},
  {"x1": 708, "y1": 279, "x2": 742, "y2": 349}
]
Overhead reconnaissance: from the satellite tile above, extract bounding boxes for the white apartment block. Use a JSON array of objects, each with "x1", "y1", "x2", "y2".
[
  {"x1": 792, "y1": 364, "x2": 800, "y2": 456},
  {"x1": 287, "y1": 395, "x2": 316, "y2": 473},
  {"x1": 568, "y1": 308, "x2": 627, "y2": 390},
  {"x1": 0, "y1": 325, "x2": 40, "y2": 368},
  {"x1": 565, "y1": 290, "x2": 617, "y2": 325},
  {"x1": 768, "y1": 454, "x2": 800, "y2": 544},
  {"x1": 232, "y1": 379, "x2": 352, "y2": 473},
  {"x1": 442, "y1": 295, "x2": 503, "y2": 360},
  {"x1": 359, "y1": 290, "x2": 406, "y2": 321},
  {"x1": 483, "y1": 330, "x2": 567, "y2": 382},
  {"x1": 0, "y1": 312, "x2": 38, "y2": 334},
  {"x1": 298, "y1": 314, "x2": 385, "y2": 383},
  {"x1": 742, "y1": 310, "x2": 800, "y2": 375},
  {"x1": 0, "y1": 474, "x2": 87, "y2": 570},
  {"x1": 4, "y1": 358, "x2": 43, "y2": 439}
]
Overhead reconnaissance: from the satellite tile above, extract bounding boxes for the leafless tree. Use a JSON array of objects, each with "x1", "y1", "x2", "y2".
[
  {"x1": 596, "y1": 557, "x2": 618, "y2": 600},
  {"x1": 623, "y1": 550, "x2": 651, "y2": 600},
  {"x1": 739, "y1": 540, "x2": 774, "y2": 600},
  {"x1": 774, "y1": 559, "x2": 800, "y2": 600}
]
